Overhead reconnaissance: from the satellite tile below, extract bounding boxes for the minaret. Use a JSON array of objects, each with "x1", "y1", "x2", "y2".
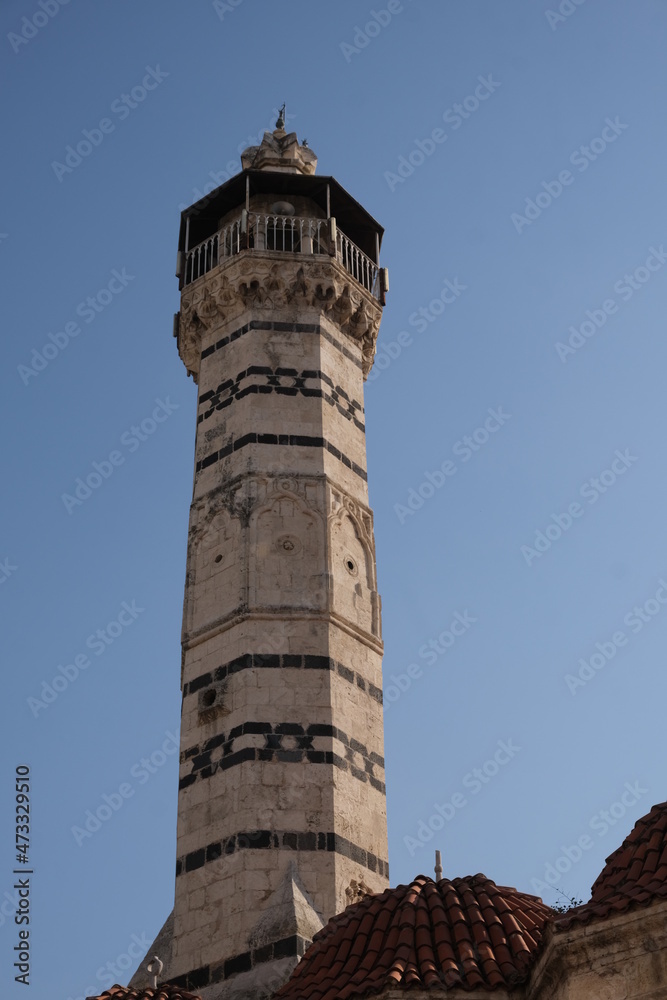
[{"x1": 134, "y1": 114, "x2": 389, "y2": 999}]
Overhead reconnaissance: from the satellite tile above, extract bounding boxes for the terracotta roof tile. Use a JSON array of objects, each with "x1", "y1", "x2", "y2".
[
  {"x1": 556, "y1": 801, "x2": 667, "y2": 930},
  {"x1": 273, "y1": 875, "x2": 554, "y2": 1000},
  {"x1": 87, "y1": 987, "x2": 201, "y2": 1000}
]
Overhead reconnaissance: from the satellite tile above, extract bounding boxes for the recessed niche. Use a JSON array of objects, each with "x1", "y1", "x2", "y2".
[{"x1": 198, "y1": 681, "x2": 228, "y2": 721}]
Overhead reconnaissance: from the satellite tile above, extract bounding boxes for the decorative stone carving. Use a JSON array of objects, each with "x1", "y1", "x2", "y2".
[
  {"x1": 328, "y1": 488, "x2": 380, "y2": 638},
  {"x1": 345, "y1": 878, "x2": 373, "y2": 904},
  {"x1": 179, "y1": 253, "x2": 382, "y2": 381},
  {"x1": 240, "y1": 128, "x2": 318, "y2": 176}
]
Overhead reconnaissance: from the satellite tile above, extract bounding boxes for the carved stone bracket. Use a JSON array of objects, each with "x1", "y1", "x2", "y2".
[{"x1": 178, "y1": 253, "x2": 383, "y2": 382}]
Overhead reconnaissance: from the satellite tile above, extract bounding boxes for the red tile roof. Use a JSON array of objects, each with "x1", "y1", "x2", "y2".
[
  {"x1": 87, "y1": 987, "x2": 201, "y2": 1000},
  {"x1": 556, "y1": 801, "x2": 667, "y2": 929},
  {"x1": 274, "y1": 875, "x2": 554, "y2": 1000}
]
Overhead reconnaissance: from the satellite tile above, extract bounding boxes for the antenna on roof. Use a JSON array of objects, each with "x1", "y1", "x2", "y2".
[
  {"x1": 146, "y1": 956, "x2": 164, "y2": 990},
  {"x1": 434, "y1": 850, "x2": 443, "y2": 882}
]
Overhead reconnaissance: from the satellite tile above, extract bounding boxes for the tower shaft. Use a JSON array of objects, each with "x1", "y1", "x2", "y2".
[{"x1": 135, "y1": 129, "x2": 388, "y2": 1000}]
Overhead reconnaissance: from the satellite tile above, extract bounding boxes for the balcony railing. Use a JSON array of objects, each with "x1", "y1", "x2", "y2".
[{"x1": 182, "y1": 212, "x2": 380, "y2": 299}]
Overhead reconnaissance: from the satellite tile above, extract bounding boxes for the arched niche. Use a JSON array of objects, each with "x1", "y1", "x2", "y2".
[
  {"x1": 329, "y1": 507, "x2": 378, "y2": 637},
  {"x1": 248, "y1": 489, "x2": 325, "y2": 612},
  {"x1": 188, "y1": 506, "x2": 244, "y2": 632}
]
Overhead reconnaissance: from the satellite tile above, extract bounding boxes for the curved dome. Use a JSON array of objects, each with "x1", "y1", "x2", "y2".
[
  {"x1": 556, "y1": 800, "x2": 667, "y2": 929},
  {"x1": 274, "y1": 875, "x2": 555, "y2": 1000}
]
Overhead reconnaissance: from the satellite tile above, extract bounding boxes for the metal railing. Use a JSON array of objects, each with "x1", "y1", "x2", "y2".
[
  {"x1": 183, "y1": 212, "x2": 380, "y2": 299},
  {"x1": 183, "y1": 216, "x2": 244, "y2": 286},
  {"x1": 335, "y1": 229, "x2": 379, "y2": 299},
  {"x1": 248, "y1": 213, "x2": 329, "y2": 255}
]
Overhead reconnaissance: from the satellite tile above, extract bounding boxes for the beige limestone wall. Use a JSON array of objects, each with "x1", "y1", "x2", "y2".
[
  {"x1": 529, "y1": 901, "x2": 667, "y2": 1000},
  {"x1": 170, "y1": 217, "x2": 387, "y2": 987}
]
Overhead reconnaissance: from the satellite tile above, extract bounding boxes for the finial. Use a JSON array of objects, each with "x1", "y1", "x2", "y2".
[
  {"x1": 434, "y1": 850, "x2": 443, "y2": 882},
  {"x1": 146, "y1": 956, "x2": 164, "y2": 990},
  {"x1": 276, "y1": 103, "x2": 286, "y2": 130},
  {"x1": 302, "y1": 138, "x2": 309, "y2": 147}
]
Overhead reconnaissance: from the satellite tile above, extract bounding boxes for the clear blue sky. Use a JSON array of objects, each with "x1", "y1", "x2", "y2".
[{"x1": 2, "y1": 2, "x2": 667, "y2": 997}]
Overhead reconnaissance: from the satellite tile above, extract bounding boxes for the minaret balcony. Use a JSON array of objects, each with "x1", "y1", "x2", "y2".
[{"x1": 182, "y1": 211, "x2": 382, "y2": 300}]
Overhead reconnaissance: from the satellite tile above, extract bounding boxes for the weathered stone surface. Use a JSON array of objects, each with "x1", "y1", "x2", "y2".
[
  {"x1": 177, "y1": 254, "x2": 382, "y2": 383},
  {"x1": 529, "y1": 899, "x2": 667, "y2": 1000},
  {"x1": 248, "y1": 862, "x2": 324, "y2": 949},
  {"x1": 130, "y1": 146, "x2": 388, "y2": 997}
]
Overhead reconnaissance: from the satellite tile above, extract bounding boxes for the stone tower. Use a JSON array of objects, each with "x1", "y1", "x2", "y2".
[{"x1": 133, "y1": 118, "x2": 389, "y2": 1000}]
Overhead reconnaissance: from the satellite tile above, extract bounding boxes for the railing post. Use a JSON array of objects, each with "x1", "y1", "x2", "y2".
[
  {"x1": 329, "y1": 218, "x2": 337, "y2": 257},
  {"x1": 301, "y1": 218, "x2": 313, "y2": 255},
  {"x1": 255, "y1": 214, "x2": 266, "y2": 250}
]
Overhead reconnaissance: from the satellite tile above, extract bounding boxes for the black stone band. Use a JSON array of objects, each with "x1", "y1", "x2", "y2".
[
  {"x1": 169, "y1": 934, "x2": 311, "y2": 993},
  {"x1": 195, "y1": 432, "x2": 367, "y2": 481},
  {"x1": 183, "y1": 653, "x2": 383, "y2": 704},
  {"x1": 179, "y1": 721, "x2": 385, "y2": 794},
  {"x1": 198, "y1": 365, "x2": 365, "y2": 432},
  {"x1": 200, "y1": 319, "x2": 363, "y2": 372},
  {"x1": 175, "y1": 829, "x2": 390, "y2": 880}
]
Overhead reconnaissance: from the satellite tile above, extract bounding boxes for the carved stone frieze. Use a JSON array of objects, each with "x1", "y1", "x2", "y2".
[
  {"x1": 190, "y1": 475, "x2": 326, "y2": 541},
  {"x1": 178, "y1": 253, "x2": 383, "y2": 382},
  {"x1": 329, "y1": 488, "x2": 375, "y2": 559}
]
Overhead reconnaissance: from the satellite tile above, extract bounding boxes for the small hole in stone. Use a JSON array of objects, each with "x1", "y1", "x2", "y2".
[
  {"x1": 202, "y1": 689, "x2": 216, "y2": 707},
  {"x1": 346, "y1": 559, "x2": 355, "y2": 572},
  {"x1": 214, "y1": 554, "x2": 222, "y2": 563}
]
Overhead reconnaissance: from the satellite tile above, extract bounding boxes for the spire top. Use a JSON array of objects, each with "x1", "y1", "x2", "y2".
[
  {"x1": 240, "y1": 111, "x2": 318, "y2": 175},
  {"x1": 275, "y1": 103, "x2": 286, "y2": 131}
]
